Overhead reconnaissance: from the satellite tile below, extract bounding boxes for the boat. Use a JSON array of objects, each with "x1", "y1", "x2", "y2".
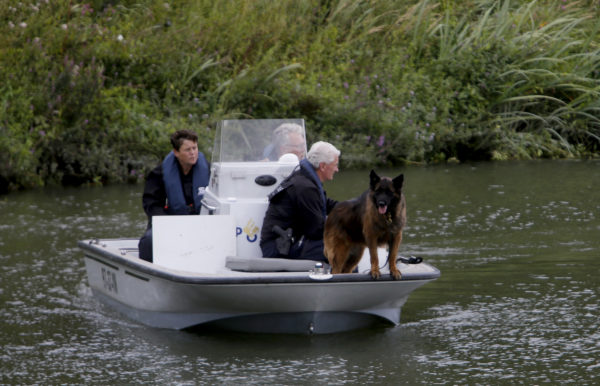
[{"x1": 79, "y1": 119, "x2": 440, "y2": 334}]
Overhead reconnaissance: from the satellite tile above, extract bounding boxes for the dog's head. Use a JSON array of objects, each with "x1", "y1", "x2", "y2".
[{"x1": 369, "y1": 170, "x2": 404, "y2": 215}]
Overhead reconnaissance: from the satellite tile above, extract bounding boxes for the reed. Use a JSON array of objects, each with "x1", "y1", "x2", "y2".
[
  {"x1": 1, "y1": 0, "x2": 599, "y2": 191},
  {"x1": 415, "y1": 0, "x2": 600, "y2": 159}
]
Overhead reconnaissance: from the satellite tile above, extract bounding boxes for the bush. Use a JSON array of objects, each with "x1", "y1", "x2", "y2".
[{"x1": 1, "y1": 0, "x2": 599, "y2": 191}]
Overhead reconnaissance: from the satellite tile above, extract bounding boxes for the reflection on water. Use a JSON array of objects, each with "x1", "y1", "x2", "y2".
[{"x1": 1, "y1": 161, "x2": 599, "y2": 384}]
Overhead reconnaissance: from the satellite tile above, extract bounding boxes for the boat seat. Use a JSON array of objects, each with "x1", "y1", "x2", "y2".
[{"x1": 225, "y1": 256, "x2": 329, "y2": 272}]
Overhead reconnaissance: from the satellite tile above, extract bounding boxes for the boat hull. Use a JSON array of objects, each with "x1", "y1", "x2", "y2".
[{"x1": 81, "y1": 239, "x2": 439, "y2": 334}]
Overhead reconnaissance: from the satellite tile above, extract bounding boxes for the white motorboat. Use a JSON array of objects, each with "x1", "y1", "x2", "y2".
[{"x1": 79, "y1": 119, "x2": 440, "y2": 334}]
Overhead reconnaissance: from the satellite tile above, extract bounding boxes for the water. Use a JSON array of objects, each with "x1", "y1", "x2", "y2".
[{"x1": 1, "y1": 160, "x2": 599, "y2": 384}]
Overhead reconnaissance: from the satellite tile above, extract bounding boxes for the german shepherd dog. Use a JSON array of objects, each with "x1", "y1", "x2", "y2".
[{"x1": 324, "y1": 170, "x2": 406, "y2": 280}]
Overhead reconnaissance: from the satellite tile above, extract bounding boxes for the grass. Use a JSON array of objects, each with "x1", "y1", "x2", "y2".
[{"x1": 0, "y1": 0, "x2": 599, "y2": 191}]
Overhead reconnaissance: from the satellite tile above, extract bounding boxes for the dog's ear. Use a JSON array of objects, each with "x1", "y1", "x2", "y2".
[
  {"x1": 393, "y1": 174, "x2": 404, "y2": 190},
  {"x1": 369, "y1": 170, "x2": 380, "y2": 189}
]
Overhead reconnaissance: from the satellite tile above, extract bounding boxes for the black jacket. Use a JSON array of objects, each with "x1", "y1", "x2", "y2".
[
  {"x1": 260, "y1": 165, "x2": 337, "y2": 245},
  {"x1": 141, "y1": 162, "x2": 196, "y2": 228}
]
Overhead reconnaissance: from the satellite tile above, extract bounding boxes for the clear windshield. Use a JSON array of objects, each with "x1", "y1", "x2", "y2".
[{"x1": 212, "y1": 119, "x2": 307, "y2": 162}]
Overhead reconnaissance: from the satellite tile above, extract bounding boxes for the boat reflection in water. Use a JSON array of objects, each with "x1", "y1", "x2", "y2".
[{"x1": 79, "y1": 119, "x2": 440, "y2": 334}]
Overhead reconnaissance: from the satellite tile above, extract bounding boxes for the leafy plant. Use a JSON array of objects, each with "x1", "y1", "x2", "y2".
[{"x1": 1, "y1": 0, "x2": 599, "y2": 191}]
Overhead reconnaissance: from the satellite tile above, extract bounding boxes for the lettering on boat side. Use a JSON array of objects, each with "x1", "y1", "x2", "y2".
[
  {"x1": 101, "y1": 267, "x2": 118, "y2": 294},
  {"x1": 237, "y1": 218, "x2": 259, "y2": 243}
]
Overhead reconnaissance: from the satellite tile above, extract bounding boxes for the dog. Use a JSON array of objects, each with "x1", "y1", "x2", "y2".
[{"x1": 324, "y1": 170, "x2": 406, "y2": 280}]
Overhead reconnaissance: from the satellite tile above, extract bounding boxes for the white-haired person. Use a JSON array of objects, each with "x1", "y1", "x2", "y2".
[
  {"x1": 260, "y1": 141, "x2": 340, "y2": 262},
  {"x1": 262, "y1": 123, "x2": 307, "y2": 161}
]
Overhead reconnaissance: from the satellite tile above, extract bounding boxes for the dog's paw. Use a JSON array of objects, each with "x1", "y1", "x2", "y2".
[
  {"x1": 390, "y1": 270, "x2": 402, "y2": 280},
  {"x1": 370, "y1": 268, "x2": 381, "y2": 280}
]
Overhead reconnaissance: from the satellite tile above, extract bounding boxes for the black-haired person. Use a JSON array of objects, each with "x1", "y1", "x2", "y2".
[{"x1": 138, "y1": 130, "x2": 210, "y2": 262}]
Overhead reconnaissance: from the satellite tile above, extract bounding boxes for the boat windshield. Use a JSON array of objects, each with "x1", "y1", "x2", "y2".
[{"x1": 212, "y1": 119, "x2": 307, "y2": 163}]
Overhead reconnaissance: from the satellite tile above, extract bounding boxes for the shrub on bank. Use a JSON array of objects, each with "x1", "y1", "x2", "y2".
[{"x1": 1, "y1": 0, "x2": 599, "y2": 191}]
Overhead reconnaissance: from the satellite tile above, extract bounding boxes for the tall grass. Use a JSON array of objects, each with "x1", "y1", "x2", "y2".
[
  {"x1": 1, "y1": 0, "x2": 599, "y2": 191},
  {"x1": 485, "y1": 1, "x2": 600, "y2": 158},
  {"x1": 397, "y1": 0, "x2": 600, "y2": 160}
]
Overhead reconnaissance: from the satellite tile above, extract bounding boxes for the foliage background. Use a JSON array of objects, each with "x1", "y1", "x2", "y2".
[{"x1": 1, "y1": 0, "x2": 599, "y2": 192}]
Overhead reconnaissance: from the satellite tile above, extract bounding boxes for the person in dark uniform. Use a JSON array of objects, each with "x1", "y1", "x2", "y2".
[
  {"x1": 260, "y1": 141, "x2": 340, "y2": 263},
  {"x1": 138, "y1": 129, "x2": 210, "y2": 262}
]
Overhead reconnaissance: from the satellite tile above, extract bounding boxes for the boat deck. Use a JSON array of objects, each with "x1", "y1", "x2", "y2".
[{"x1": 79, "y1": 238, "x2": 440, "y2": 284}]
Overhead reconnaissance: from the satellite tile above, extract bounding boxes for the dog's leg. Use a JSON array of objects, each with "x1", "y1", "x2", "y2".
[
  {"x1": 324, "y1": 232, "x2": 342, "y2": 273},
  {"x1": 329, "y1": 241, "x2": 351, "y2": 274},
  {"x1": 341, "y1": 245, "x2": 365, "y2": 273},
  {"x1": 367, "y1": 242, "x2": 381, "y2": 279},
  {"x1": 324, "y1": 242, "x2": 334, "y2": 269},
  {"x1": 388, "y1": 231, "x2": 403, "y2": 280}
]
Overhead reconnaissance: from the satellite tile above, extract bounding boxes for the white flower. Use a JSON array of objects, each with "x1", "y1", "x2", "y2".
[
  {"x1": 117, "y1": 34, "x2": 124, "y2": 41},
  {"x1": 61, "y1": 24, "x2": 68, "y2": 30},
  {"x1": 19, "y1": 22, "x2": 27, "y2": 28},
  {"x1": 8, "y1": 21, "x2": 15, "y2": 28}
]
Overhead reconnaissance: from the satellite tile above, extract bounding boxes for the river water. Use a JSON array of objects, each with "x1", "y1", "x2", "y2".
[{"x1": 1, "y1": 160, "x2": 599, "y2": 384}]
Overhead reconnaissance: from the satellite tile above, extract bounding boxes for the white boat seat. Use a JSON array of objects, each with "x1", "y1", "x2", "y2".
[{"x1": 226, "y1": 256, "x2": 329, "y2": 272}]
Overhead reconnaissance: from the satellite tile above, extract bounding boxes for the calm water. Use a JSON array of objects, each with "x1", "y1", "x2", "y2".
[{"x1": 1, "y1": 160, "x2": 599, "y2": 384}]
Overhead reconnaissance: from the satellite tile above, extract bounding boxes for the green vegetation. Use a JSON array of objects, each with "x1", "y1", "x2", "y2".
[{"x1": 1, "y1": 0, "x2": 599, "y2": 191}]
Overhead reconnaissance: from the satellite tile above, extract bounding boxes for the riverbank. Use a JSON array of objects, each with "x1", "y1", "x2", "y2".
[{"x1": 1, "y1": 0, "x2": 599, "y2": 191}]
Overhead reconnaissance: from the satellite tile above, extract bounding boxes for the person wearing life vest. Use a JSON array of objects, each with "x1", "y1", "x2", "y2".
[
  {"x1": 138, "y1": 129, "x2": 210, "y2": 262},
  {"x1": 260, "y1": 141, "x2": 340, "y2": 263}
]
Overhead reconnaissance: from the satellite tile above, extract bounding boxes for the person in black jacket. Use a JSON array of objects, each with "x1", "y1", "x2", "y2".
[
  {"x1": 138, "y1": 130, "x2": 210, "y2": 262},
  {"x1": 260, "y1": 141, "x2": 340, "y2": 263}
]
